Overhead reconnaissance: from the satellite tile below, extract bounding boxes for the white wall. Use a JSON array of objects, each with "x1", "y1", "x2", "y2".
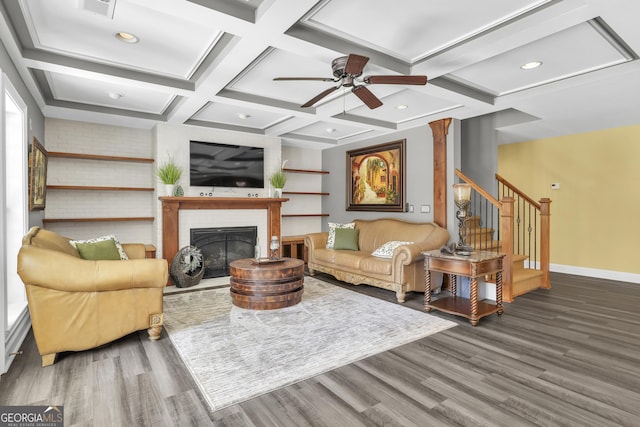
[{"x1": 321, "y1": 123, "x2": 460, "y2": 242}]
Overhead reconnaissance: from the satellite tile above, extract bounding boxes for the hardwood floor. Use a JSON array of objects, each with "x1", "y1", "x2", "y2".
[{"x1": 1, "y1": 272, "x2": 639, "y2": 426}]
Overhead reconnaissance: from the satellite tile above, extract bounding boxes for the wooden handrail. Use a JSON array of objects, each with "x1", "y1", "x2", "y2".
[
  {"x1": 495, "y1": 173, "x2": 541, "y2": 210},
  {"x1": 455, "y1": 169, "x2": 501, "y2": 208}
]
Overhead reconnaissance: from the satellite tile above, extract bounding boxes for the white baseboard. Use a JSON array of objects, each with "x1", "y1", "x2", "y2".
[
  {"x1": 453, "y1": 277, "x2": 497, "y2": 302},
  {"x1": 458, "y1": 263, "x2": 640, "y2": 305},
  {"x1": 549, "y1": 263, "x2": 640, "y2": 284}
]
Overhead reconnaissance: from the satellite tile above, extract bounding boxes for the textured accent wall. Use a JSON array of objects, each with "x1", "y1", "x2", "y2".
[{"x1": 44, "y1": 118, "x2": 154, "y2": 244}]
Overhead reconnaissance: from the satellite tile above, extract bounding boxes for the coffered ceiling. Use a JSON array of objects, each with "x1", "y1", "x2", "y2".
[{"x1": 1, "y1": 0, "x2": 639, "y2": 148}]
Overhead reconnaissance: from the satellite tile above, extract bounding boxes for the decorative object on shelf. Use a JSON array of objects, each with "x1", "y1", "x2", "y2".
[
  {"x1": 156, "y1": 155, "x2": 182, "y2": 196},
  {"x1": 173, "y1": 184, "x2": 184, "y2": 196},
  {"x1": 28, "y1": 137, "x2": 48, "y2": 211},
  {"x1": 346, "y1": 139, "x2": 405, "y2": 212},
  {"x1": 269, "y1": 159, "x2": 288, "y2": 198},
  {"x1": 453, "y1": 183, "x2": 473, "y2": 254},
  {"x1": 269, "y1": 235, "x2": 280, "y2": 260},
  {"x1": 170, "y1": 245, "x2": 205, "y2": 288}
]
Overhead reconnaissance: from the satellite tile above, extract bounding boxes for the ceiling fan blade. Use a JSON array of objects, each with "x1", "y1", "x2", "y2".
[
  {"x1": 352, "y1": 86, "x2": 383, "y2": 109},
  {"x1": 301, "y1": 86, "x2": 339, "y2": 108},
  {"x1": 274, "y1": 77, "x2": 335, "y2": 82},
  {"x1": 344, "y1": 54, "x2": 369, "y2": 76},
  {"x1": 365, "y1": 75, "x2": 428, "y2": 85}
]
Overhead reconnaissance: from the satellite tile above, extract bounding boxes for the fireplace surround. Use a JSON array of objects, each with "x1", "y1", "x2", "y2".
[{"x1": 160, "y1": 197, "x2": 287, "y2": 284}]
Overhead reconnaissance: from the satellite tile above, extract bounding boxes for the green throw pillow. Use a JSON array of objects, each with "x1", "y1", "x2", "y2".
[
  {"x1": 333, "y1": 228, "x2": 360, "y2": 251},
  {"x1": 74, "y1": 239, "x2": 122, "y2": 260}
]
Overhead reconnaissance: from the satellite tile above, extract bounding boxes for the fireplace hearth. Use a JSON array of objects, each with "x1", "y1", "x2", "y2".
[{"x1": 191, "y1": 226, "x2": 257, "y2": 278}]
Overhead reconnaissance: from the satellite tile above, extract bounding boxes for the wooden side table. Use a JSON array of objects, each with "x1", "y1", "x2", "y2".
[
  {"x1": 144, "y1": 244, "x2": 157, "y2": 259},
  {"x1": 282, "y1": 235, "x2": 307, "y2": 264},
  {"x1": 423, "y1": 250, "x2": 505, "y2": 326}
]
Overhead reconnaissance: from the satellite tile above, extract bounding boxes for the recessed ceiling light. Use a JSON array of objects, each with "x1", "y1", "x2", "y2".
[
  {"x1": 115, "y1": 32, "x2": 139, "y2": 44},
  {"x1": 108, "y1": 92, "x2": 123, "y2": 100},
  {"x1": 395, "y1": 104, "x2": 408, "y2": 110},
  {"x1": 238, "y1": 113, "x2": 251, "y2": 119},
  {"x1": 326, "y1": 128, "x2": 336, "y2": 133},
  {"x1": 521, "y1": 61, "x2": 542, "y2": 70}
]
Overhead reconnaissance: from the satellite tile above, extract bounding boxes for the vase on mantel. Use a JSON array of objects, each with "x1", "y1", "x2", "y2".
[
  {"x1": 273, "y1": 188, "x2": 282, "y2": 198},
  {"x1": 162, "y1": 184, "x2": 173, "y2": 197}
]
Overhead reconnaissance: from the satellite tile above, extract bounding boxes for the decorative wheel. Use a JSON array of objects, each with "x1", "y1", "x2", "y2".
[{"x1": 170, "y1": 246, "x2": 205, "y2": 288}]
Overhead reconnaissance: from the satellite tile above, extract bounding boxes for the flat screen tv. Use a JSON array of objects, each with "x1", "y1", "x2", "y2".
[{"x1": 190, "y1": 140, "x2": 264, "y2": 188}]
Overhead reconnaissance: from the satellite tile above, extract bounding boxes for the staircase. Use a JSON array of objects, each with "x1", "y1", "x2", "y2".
[{"x1": 455, "y1": 169, "x2": 551, "y2": 302}]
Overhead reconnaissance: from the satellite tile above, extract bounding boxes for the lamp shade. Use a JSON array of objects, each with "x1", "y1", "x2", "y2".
[{"x1": 453, "y1": 183, "x2": 471, "y2": 202}]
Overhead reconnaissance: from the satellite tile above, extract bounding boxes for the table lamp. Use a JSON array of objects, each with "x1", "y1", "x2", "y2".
[{"x1": 453, "y1": 183, "x2": 472, "y2": 253}]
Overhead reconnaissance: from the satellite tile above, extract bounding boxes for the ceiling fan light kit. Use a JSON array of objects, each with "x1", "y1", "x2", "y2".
[{"x1": 274, "y1": 53, "x2": 427, "y2": 110}]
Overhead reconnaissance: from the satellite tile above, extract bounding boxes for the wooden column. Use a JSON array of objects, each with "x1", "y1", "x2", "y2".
[
  {"x1": 162, "y1": 199, "x2": 180, "y2": 272},
  {"x1": 429, "y1": 118, "x2": 452, "y2": 228},
  {"x1": 539, "y1": 198, "x2": 552, "y2": 289}
]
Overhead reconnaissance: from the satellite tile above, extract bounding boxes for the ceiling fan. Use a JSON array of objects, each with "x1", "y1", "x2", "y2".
[{"x1": 273, "y1": 54, "x2": 427, "y2": 109}]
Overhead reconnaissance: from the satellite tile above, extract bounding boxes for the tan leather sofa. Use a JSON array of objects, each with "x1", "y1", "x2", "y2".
[
  {"x1": 17, "y1": 227, "x2": 168, "y2": 366},
  {"x1": 305, "y1": 218, "x2": 449, "y2": 303}
]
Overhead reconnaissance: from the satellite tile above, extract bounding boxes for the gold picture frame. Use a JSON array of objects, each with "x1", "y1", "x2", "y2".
[
  {"x1": 29, "y1": 137, "x2": 48, "y2": 211},
  {"x1": 346, "y1": 139, "x2": 406, "y2": 212}
]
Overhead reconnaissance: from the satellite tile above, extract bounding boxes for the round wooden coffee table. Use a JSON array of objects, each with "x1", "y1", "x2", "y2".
[{"x1": 229, "y1": 258, "x2": 304, "y2": 310}]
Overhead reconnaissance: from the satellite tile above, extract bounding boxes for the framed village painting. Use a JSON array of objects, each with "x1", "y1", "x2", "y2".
[
  {"x1": 346, "y1": 139, "x2": 406, "y2": 212},
  {"x1": 29, "y1": 137, "x2": 48, "y2": 211}
]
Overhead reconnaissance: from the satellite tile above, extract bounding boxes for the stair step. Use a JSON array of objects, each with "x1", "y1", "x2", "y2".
[
  {"x1": 466, "y1": 227, "x2": 493, "y2": 236},
  {"x1": 511, "y1": 254, "x2": 528, "y2": 272},
  {"x1": 486, "y1": 267, "x2": 543, "y2": 298},
  {"x1": 466, "y1": 216, "x2": 482, "y2": 226},
  {"x1": 512, "y1": 269, "x2": 544, "y2": 298},
  {"x1": 470, "y1": 239, "x2": 501, "y2": 250}
]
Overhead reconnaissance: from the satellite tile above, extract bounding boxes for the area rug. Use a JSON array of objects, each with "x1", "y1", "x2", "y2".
[{"x1": 163, "y1": 276, "x2": 456, "y2": 412}]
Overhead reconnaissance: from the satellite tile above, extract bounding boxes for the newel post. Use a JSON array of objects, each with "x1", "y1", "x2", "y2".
[
  {"x1": 539, "y1": 198, "x2": 552, "y2": 289},
  {"x1": 500, "y1": 197, "x2": 514, "y2": 302}
]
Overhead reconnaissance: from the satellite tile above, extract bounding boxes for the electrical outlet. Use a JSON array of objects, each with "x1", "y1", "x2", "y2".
[
  {"x1": 409, "y1": 204, "x2": 414, "y2": 213},
  {"x1": 420, "y1": 204, "x2": 430, "y2": 213},
  {"x1": 551, "y1": 183, "x2": 560, "y2": 190}
]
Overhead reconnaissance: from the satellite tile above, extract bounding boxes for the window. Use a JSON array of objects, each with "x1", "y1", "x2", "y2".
[{"x1": 1, "y1": 74, "x2": 28, "y2": 373}]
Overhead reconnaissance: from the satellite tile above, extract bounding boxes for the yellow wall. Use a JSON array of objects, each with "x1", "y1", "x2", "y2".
[{"x1": 498, "y1": 124, "x2": 640, "y2": 274}]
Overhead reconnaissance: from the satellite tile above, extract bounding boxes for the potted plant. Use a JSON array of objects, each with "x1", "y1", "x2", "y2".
[
  {"x1": 269, "y1": 160, "x2": 288, "y2": 198},
  {"x1": 156, "y1": 156, "x2": 182, "y2": 196}
]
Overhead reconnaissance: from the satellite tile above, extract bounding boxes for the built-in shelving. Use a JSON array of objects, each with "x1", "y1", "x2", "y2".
[
  {"x1": 45, "y1": 151, "x2": 154, "y2": 227},
  {"x1": 282, "y1": 191, "x2": 330, "y2": 196},
  {"x1": 283, "y1": 168, "x2": 329, "y2": 174},
  {"x1": 282, "y1": 168, "x2": 329, "y2": 220},
  {"x1": 43, "y1": 217, "x2": 154, "y2": 224},
  {"x1": 47, "y1": 185, "x2": 153, "y2": 192},
  {"x1": 282, "y1": 214, "x2": 329, "y2": 218},
  {"x1": 48, "y1": 152, "x2": 154, "y2": 163}
]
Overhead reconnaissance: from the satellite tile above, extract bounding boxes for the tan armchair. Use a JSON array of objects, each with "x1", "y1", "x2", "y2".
[{"x1": 17, "y1": 227, "x2": 168, "y2": 366}]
